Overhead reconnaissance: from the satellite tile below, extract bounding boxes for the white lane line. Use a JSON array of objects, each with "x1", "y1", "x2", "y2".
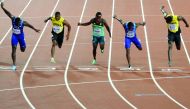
[
  {"x1": 1, "y1": 75, "x2": 190, "y2": 92},
  {"x1": 64, "y1": 0, "x2": 88, "y2": 109},
  {"x1": 0, "y1": 0, "x2": 33, "y2": 45},
  {"x1": 167, "y1": 0, "x2": 190, "y2": 64},
  {"x1": 108, "y1": 0, "x2": 137, "y2": 109},
  {"x1": 140, "y1": 0, "x2": 188, "y2": 109},
  {"x1": 19, "y1": 0, "x2": 60, "y2": 109}
]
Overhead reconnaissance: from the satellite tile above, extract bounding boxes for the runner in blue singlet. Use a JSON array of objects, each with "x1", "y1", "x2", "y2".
[
  {"x1": 113, "y1": 15, "x2": 145, "y2": 68},
  {"x1": 1, "y1": 3, "x2": 40, "y2": 71}
]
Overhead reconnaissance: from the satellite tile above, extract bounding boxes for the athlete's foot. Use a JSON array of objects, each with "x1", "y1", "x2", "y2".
[
  {"x1": 50, "y1": 58, "x2": 56, "y2": 63},
  {"x1": 12, "y1": 65, "x2": 16, "y2": 71},
  {"x1": 91, "y1": 59, "x2": 97, "y2": 65},
  {"x1": 101, "y1": 49, "x2": 104, "y2": 54}
]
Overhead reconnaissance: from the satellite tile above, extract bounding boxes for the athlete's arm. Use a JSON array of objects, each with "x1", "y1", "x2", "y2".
[
  {"x1": 160, "y1": 5, "x2": 168, "y2": 18},
  {"x1": 44, "y1": 17, "x2": 52, "y2": 23},
  {"x1": 1, "y1": 3, "x2": 14, "y2": 19},
  {"x1": 78, "y1": 19, "x2": 92, "y2": 26},
  {"x1": 113, "y1": 15, "x2": 125, "y2": 25},
  {"x1": 178, "y1": 16, "x2": 189, "y2": 27},
  {"x1": 24, "y1": 21, "x2": 40, "y2": 33},
  {"x1": 103, "y1": 19, "x2": 111, "y2": 38},
  {"x1": 63, "y1": 19, "x2": 71, "y2": 40},
  {"x1": 136, "y1": 22, "x2": 146, "y2": 28}
]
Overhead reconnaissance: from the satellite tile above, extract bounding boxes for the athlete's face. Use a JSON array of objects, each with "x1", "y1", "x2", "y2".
[
  {"x1": 55, "y1": 14, "x2": 60, "y2": 21},
  {"x1": 95, "y1": 15, "x2": 102, "y2": 23}
]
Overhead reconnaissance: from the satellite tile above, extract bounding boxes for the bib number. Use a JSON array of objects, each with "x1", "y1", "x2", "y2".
[
  {"x1": 12, "y1": 28, "x2": 21, "y2": 34},
  {"x1": 127, "y1": 31, "x2": 135, "y2": 38},
  {"x1": 53, "y1": 26, "x2": 62, "y2": 33},
  {"x1": 94, "y1": 28, "x2": 101, "y2": 33},
  {"x1": 169, "y1": 24, "x2": 177, "y2": 31}
]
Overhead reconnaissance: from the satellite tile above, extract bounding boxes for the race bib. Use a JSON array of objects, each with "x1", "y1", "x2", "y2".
[
  {"x1": 169, "y1": 24, "x2": 177, "y2": 31},
  {"x1": 94, "y1": 28, "x2": 101, "y2": 33},
  {"x1": 127, "y1": 31, "x2": 135, "y2": 38},
  {"x1": 12, "y1": 28, "x2": 21, "y2": 34},
  {"x1": 53, "y1": 26, "x2": 62, "y2": 33}
]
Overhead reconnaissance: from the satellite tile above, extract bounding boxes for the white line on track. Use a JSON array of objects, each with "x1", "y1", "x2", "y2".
[
  {"x1": 64, "y1": 0, "x2": 88, "y2": 109},
  {"x1": 108, "y1": 0, "x2": 137, "y2": 109},
  {"x1": 167, "y1": 0, "x2": 190, "y2": 65},
  {"x1": 140, "y1": 0, "x2": 188, "y2": 109},
  {"x1": 19, "y1": 0, "x2": 60, "y2": 109},
  {"x1": 0, "y1": 0, "x2": 33, "y2": 45},
  {"x1": 1, "y1": 75, "x2": 190, "y2": 92}
]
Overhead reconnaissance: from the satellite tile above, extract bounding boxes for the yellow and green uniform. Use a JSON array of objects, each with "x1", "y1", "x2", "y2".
[
  {"x1": 167, "y1": 15, "x2": 180, "y2": 33},
  {"x1": 51, "y1": 16, "x2": 64, "y2": 34}
]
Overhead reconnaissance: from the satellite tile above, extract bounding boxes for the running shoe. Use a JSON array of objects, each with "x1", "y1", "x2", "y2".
[
  {"x1": 50, "y1": 58, "x2": 56, "y2": 63},
  {"x1": 168, "y1": 61, "x2": 172, "y2": 67},
  {"x1": 91, "y1": 59, "x2": 97, "y2": 65},
  {"x1": 12, "y1": 65, "x2": 16, "y2": 71},
  {"x1": 101, "y1": 49, "x2": 104, "y2": 54}
]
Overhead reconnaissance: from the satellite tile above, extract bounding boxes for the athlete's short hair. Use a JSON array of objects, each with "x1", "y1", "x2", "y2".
[
  {"x1": 15, "y1": 17, "x2": 21, "y2": 26},
  {"x1": 55, "y1": 11, "x2": 61, "y2": 16},
  {"x1": 96, "y1": 12, "x2": 102, "y2": 17},
  {"x1": 166, "y1": 16, "x2": 173, "y2": 23},
  {"x1": 128, "y1": 22, "x2": 134, "y2": 29}
]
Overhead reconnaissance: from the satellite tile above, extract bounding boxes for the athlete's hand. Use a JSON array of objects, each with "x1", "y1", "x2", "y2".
[
  {"x1": 66, "y1": 34, "x2": 69, "y2": 40},
  {"x1": 1, "y1": 2, "x2": 4, "y2": 8},
  {"x1": 160, "y1": 5, "x2": 164, "y2": 10},
  {"x1": 186, "y1": 24, "x2": 189, "y2": 28},
  {"x1": 113, "y1": 15, "x2": 117, "y2": 19},
  {"x1": 44, "y1": 19, "x2": 48, "y2": 23},
  {"x1": 77, "y1": 22, "x2": 81, "y2": 26},
  {"x1": 35, "y1": 29, "x2": 40, "y2": 33}
]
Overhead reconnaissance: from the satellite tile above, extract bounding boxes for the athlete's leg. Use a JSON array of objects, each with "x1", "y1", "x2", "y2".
[
  {"x1": 51, "y1": 33, "x2": 58, "y2": 63},
  {"x1": 92, "y1": 36, "x2": 98, "y2": 64},
  {"x1": 99, "y1": 37, "x2": 105, "y2": 53},
  {"x1": 125, "y1": 37, "x2": 132, "y2": 67},
  {"x1": 132, "y1": 37, "x2": 142, "y2": 50},
  {"x1": 126, "y1": 48, "x2": 131, "y2": 67},
  {"x1": 168, "y1": 34, "x2": 174, "y2": 67},
  {"x1": 11, "y1": 34, "x2": 18, "y2": 70},
  {"x1": 175, "y1": 34, "x2": 181, "y2": 50},
  {"x1": 18, "y1": 33, "x2": 26, "y2": 52},
  {"x1": 12, "y1": 46, "x2": 17, "y2": 66}
]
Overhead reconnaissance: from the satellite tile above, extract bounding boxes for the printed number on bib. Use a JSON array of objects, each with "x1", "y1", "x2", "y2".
[
  {"x1": 12, "y1": 28, "x2": 21, "y2": 34},
  {"x1": 53, "y1": 26, "x2": 61, "y2": 33},
  {"x1": 169, "y1": 24, "x2": 177, "y2": 31},
  {"x1": 94, "y1": 28, "x2": 101, "y2": 33},
  {"x1": 127, "y1": 31, "x2": 135, "y2": 38}
]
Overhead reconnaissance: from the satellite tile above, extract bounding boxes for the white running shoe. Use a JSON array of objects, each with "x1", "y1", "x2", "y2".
[
  {"x1": 50, "y1": 58, "x2": 56, "y2": 63},
  {"x1": 12, "y1": 65, "x2": 16, "y2": 71}
]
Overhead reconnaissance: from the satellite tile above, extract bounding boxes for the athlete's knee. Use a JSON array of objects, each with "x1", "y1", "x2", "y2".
[
  {"x1": 176, "y1": 46, "x2": 181, "y2": 50},
  {"x1": 138, "y1": 47, "x2": 142, "y2": 50},
  {"x1": 21, "y1": 47, "x2": 25, "y2": 52}
]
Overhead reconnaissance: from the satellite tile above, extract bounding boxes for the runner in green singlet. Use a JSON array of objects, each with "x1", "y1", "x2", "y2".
[{"x1": 78, "y1": 12, "x2": 111, "y2": 65}]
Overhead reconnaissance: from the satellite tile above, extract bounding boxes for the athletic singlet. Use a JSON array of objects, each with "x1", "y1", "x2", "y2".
[
  {"x1": 12, "y1": 17, "x2": 24, "y2": 35},
  {"x1": 167, "y1": 15, "x2": 179, "y2": 33},
  {"x1": 124, "y1": 22, "x2": 136, "y2": 38},
  {"x1": 92, "y1": 18, "x2": 105, "y2": 37},
  {"x1": 51, "y1": 16, "x2": 64, "y2": 34}
]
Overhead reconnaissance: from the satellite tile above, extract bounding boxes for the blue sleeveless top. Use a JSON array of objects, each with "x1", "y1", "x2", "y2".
[
  {"x1": 12, "y1": 17, "x2": 24, "y2": 35},
  {"x1": 124, "y1": 22, "x2": 136, "y2": 38}
]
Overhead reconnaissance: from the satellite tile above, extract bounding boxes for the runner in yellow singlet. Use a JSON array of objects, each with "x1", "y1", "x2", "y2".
[
  {"x1": 160, "y1": 5, "x2": 189, "y2": 67},
  {"x1": 44, "y1": 12, "x2": 71, "y2": 63},
  {"x1": 78, "y1": 12, "x2": 111, "y2": 65}
]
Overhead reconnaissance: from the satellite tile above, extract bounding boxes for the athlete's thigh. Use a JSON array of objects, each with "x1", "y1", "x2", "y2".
[
  {"x1": 132, "y1": 36, "x2": 142, "y2": 49},
  {"x1": 18, "y1": 34, "x2": 26, "y2": 49},
  {"x1": 125, "y1": 37, "x2": 132, "y2": 49},
  {"x1": 174, "y1": 34, "x2": 181, "y2": 49},
  {"x1": 11, "y1": 34, "x2": 19, "y2": 47}
]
